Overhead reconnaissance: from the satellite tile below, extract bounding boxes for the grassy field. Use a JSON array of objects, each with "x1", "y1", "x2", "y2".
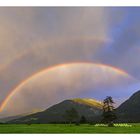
[{"x1": 0, "y1": 124, "x2": 140, "y2": 133}]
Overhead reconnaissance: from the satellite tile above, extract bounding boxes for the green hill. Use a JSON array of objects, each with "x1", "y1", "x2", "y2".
[
  {"x1": 8, "y1": 98, "x2": 103, "y2": 124},
  {"x1": 116, "y1": 90, "x2": 140, "y2": 122}
]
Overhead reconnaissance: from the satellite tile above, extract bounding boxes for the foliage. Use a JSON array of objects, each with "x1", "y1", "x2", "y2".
[
  {"x1": 63, "y1": 108, "x2": 79, "y2": 123},
  {"x1": 80, "y1": 116, "x2": 87, "y2": 124},
  {"x1": 94, "y1": 123, "x2": 132, "y2": 127},
  {"x1": 102, "y1": 96, "x2": 117, "y2": 126}
]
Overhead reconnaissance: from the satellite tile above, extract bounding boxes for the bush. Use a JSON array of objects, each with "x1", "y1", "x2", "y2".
[
  {"x1": 94, "y1": 123, "x2": 132, "y2": 127},
  {"x1": 75, "y1": 122, "x2": 80, "y2": 126}
]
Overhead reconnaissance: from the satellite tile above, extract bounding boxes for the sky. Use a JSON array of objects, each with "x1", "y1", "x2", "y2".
[{"x1": 0, "y1": 7, "x2": 140, "y2": 117}]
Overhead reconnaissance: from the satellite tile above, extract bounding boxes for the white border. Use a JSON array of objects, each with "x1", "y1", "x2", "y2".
[
  {"x1": 0, "y1": 0, "x2": 140, "y2": 6},
  {"x1": 1, "y1": 134, "x2": 140, "y2": 140},
  {"x1": 0, "y1": 1, "x2": 140, "y2": 140}
]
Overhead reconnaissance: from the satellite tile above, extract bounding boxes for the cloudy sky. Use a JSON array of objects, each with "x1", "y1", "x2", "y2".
[{"x1": 0, "y1": 7, "x2": 140, "y2": 117}]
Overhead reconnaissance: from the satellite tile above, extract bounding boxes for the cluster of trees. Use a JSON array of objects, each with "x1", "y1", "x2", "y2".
[
  {"x1": 63, "y1": 108, "x2": 87, "y2": 124},
  {"x1": 63, "y1": 96, "x2": 117, "y2": 127}
]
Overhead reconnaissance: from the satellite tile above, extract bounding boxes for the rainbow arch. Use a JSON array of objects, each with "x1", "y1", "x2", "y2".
[{"x1": 0, "y1": 62, "x2": 133, "y2": 112}]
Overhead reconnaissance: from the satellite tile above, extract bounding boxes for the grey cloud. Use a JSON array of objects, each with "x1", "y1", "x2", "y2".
[{"x1": 0, "y1": 7, "x2": 109, "y2": 104}]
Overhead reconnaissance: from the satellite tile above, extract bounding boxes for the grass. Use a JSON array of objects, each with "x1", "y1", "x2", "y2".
[
  {"x1": 0, "y1": 124, "x2": 140, "y2": 133},
  {"x1": 72, "y1": 98, "x2": 103, "y2": 109}
]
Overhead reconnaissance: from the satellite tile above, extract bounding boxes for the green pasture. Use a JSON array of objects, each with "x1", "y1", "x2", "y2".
[{"x1": 0, "y1": 124, "x2": 140, "y2": 133}]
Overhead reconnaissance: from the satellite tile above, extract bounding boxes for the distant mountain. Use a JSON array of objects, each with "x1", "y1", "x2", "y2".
[
  {"x1": 116, "y1": 90, "x2": 140, "y2": 122},
  {"x1": 0, "y1": 115, "x2": 22, "y2": 123},
  {"x1": 0, "y1": 110, "x2": 43, "y2": 123},
  {"x1": 8, "y1": 98, "x2": 103, "y2": 124}
]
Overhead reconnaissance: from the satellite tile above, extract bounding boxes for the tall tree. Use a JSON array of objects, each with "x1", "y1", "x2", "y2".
[
  {"x1": 63, "y1": 108, "x2": 79, "y2": 124},
  {"x1": 102, "y1": 96, "x2": 117, "y2": 126},
  {"x1": 80, "y1": 115, "x2": 87, "y2": 124}
]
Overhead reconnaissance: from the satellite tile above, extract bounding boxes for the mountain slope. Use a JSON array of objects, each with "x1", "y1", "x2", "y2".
[
  {"x1": 0, "y1": 110, "x2": 43, "y2": 123},
  {"x1": 8, "y1": 98, "x2": 103, "y2": 124},
  {"x1": 116, "y1": 90, "x2": 140, "y2": 122},
  {"x1": 0, "y1": 115, "x2": 22, "y2": 123}
]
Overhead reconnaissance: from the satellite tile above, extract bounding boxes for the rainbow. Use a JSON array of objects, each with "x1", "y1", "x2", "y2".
[
  {"x1": 0, "y1": 36, "x2": 107, "y2": 72},
  {"x1": 0, "y1": 62, "x2": 133, "y2": 112}
]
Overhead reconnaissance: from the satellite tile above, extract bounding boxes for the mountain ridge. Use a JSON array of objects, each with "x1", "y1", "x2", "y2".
[
  {"x1": 7, "y1": 98, "x2": 103, "y2": 124},
  {"x1": 116, "y1": 90, "x2": 140, "y2": 122}
]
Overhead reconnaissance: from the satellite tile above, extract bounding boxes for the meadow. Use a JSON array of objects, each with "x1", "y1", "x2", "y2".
[{"x1": 0, "y1": 124, "x2": 140, "y2": 133}]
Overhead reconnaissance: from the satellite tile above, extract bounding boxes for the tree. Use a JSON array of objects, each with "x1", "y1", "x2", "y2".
[
  {"x1": 80, "y1": 115, "x2": 87, "y2": 124},
  {"x1": 63, "y1": 108, "x2": 79, "y2": 124},
  {"x1": 102, "y1": 96, "x2": 117, "y2": 127}
]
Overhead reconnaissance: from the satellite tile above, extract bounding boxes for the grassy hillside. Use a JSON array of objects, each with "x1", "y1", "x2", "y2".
[
  {"x1": 72, "y1": 98, "x2": 103, "y2": 109},
  {"x1": 8, "y1": 99, "x2": 103, "y2": 124},
  {"x1": 0, "y1": 124, "x2": 140, "y2": 133}
]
